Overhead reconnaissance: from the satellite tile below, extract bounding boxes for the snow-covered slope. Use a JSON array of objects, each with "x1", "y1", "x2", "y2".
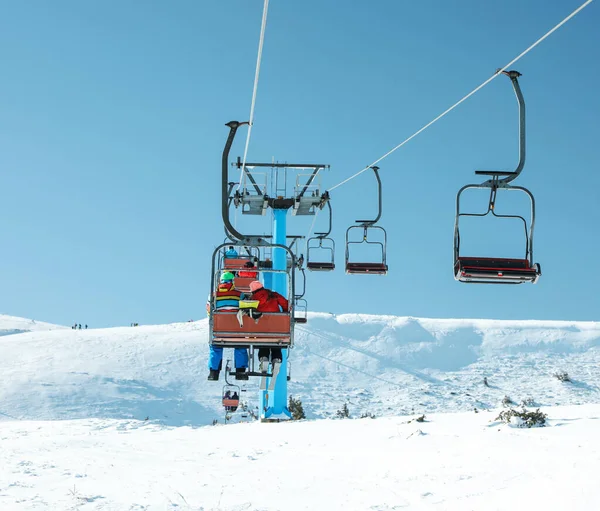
[
  {"x1": 2, "y1": 313, "x2": 599, "y2": 424},
  {"x1": 0, "y1": 314, "x2": 65, "y2": 337},
  {"x1": 2, "y1": 313, "x2": 600, "y2": 510},
  {"x1": 2, "y1": 405, "x2": 599, "y2": 510}
]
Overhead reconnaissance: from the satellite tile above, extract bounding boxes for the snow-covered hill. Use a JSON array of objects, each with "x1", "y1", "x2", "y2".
[
  {"x1": 0, "y1": 314, "x2": 65, "y2": 337},
  {"x1": 2, "y1": 313, "x2": 600, "y2": 510},
  {"x1": 2, "y1": 313, "x2": 599, "y2": 424}
]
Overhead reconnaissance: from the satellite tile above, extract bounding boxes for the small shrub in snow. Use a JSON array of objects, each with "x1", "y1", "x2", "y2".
[
  {"x1": 502, "y1": 395, "x2": 515, "y2": 407},
  {"x1": 288, "y1": 395, "x2": 306, "y2": 420},
  {"x1": 521, "y1": 397, "x2": 536, "y2": 407},
  {"x1": 360, "y1": 412, "x2": 376, "y2": 419},
  {"x1": 415, "y1": 414, "x2": 426, "y2": 422},
  {"x1": 336, "y1": 402, "x2": 350, "y2": 419},
  {"x1": 553, "y1": 371, "x2": 571, "y2": 383},
  {"x1": 496, "y1": 407, "x2": 547, "y2": 428}
]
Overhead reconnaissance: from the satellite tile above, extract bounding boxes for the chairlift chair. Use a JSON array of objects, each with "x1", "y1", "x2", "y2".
[
  {"x1": 454, "y1": 70, "x2": 541, "y2": 285},
  {"x1": 209, "y1": 241, "x2": 296, "y2": 354},
  {"x1": 222, "y1": 361, "x2": 241, "y2": 412},
  {"x1": 306, "y1": 236, "x2": 335, "y2": 271},
  {"x1": 306, "y1": 201, "x2": 336, "y2": 271},
  {"x1": 344, "y1": 166, "x2": 388, "y2": 275},
  {"x1": 294, "y1": 298, "x2": 308, "y2": 324}
]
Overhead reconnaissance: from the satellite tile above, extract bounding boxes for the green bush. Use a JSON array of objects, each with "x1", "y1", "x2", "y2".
[
  {"x1": 288, "y1": 395, "x2": 306, "y2": 420},
  {"x1": 553, "y1": 371, "x2": 571, "y2": 383},
  {"x1": 496, "y1": 407, "x2": 547, "y2": 428},
  {"x1": 336, "y1": 402, "x2": 350, "y2": 419}
]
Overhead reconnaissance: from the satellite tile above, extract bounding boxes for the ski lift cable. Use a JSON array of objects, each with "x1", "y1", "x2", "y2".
[
  {"x1": 328, "y1": 0, "x2": 594, "y2": 193},
  {"x1": 300, "y1": 344, "x2": 406, "y2": 389},
  {"x1": 304, "y1": 208, "x2": 321, "y2": 252},
  {"x1": 298, "y1": 325, "x2": 453, "y2": 390},
  {"x1": 235, "y1": 0, "x2": 270, "y2": 192}
]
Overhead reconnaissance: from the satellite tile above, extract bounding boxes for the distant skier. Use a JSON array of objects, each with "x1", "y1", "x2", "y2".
[
  {"x1": 85, "y1": 324, "x2": 88, "y2": 329},
  {"x1": 78, "y1": 324, "x2": 82, "y2": 330},
  {"x1": 243, "y1": 280, "x2": 288, "y2": 371},
  {"x1": 206, "y1": 271, "x2": 249, "y2": 381}
]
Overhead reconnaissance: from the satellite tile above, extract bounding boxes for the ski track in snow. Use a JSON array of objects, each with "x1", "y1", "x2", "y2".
[{"x1": 1, "y1": 313, "x2": 600, "y2": 509}]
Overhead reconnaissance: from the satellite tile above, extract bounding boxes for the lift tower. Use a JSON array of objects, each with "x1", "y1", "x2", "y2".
[{"x1": 218, "y1": 121, "x2": 329, "y2": 420}]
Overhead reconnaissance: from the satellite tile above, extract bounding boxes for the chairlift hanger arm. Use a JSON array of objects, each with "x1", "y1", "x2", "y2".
[
  {"x1": 479, "y1": 70, "x2": 525, "y2": 188},
  {"x1": 295, "y1": 267, "x2": 306, "y2": 299},
  {"x1": 315, "y1": 200, "x2": 333, "y2": 238},
  {"x1": 222, "y1": 121, "x2": 270, "y2": 245},
  {"x1": 355, "y1": 166, "x2": 382, "y2": 225}
]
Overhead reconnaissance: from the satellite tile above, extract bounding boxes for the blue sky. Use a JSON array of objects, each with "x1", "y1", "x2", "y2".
[{"x1": 1, "y1": 0, "x2": 598, "y2": 327}]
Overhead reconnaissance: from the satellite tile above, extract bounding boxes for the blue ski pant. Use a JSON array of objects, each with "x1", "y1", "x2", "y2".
[{"x1": 208, "y1": 346, "x2": 249, "y2": 370}]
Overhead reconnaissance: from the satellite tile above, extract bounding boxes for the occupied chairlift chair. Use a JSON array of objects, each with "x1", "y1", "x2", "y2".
[
  {"x1": 210, "y1": 244, "x2": 295, "y2": 362},
  {"x1": 345, "y1": 166, "x2": 388, "y2": 274},
  {"x1": 454, "y1": 70, "x2": 541, "y2": 284},
  {"x1": 222, "y1": 361, "x2": 241, "y2": 412},
  {"x1": 222, "y1": 244, "x2": 261, "y2": 293},
  {"x1": 209, "y1": 120, "x2": 296, "y2": 378}
]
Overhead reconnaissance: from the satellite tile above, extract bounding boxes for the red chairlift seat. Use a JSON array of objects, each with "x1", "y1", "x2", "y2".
[
  {"x1": 211, "y1": 311, "x2": 292, "y2": 347},
  {"x1": 345, "y1": 262, "x2": 388, "y2": 275},
  {"x1": 455, "y1": 257, "x2": 541, "y2": 284}
]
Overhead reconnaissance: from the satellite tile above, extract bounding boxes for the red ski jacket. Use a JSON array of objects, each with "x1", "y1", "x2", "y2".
[{"x1": 251, "y1": 288, "x2": 289, "y2": 312}]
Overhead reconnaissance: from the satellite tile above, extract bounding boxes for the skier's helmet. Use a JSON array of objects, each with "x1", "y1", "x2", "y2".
[
  {"x1": 249, "y1": 280, "x2": 263, "y2": 292},
  {"x1": 220, "y1": 271, "x2": 235, "y2": 283}
]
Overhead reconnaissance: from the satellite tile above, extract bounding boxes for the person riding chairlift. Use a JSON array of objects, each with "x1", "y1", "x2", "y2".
[
  {"x1": 241, "y1": 280, "x2": 289, "y2": 371},
  {"x1": 224, "y1": 246, "x2": 238, "y2": 259},
  {"x1": 206, "y1": 271, "x2": 249, "y2": 381},
  {"x1": 237, "y1": 258, "x2": 259, "y2": 278}
]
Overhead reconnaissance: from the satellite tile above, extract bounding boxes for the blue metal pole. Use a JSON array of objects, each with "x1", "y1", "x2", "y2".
[
  {"x1": 260, "y1": 208, "x2": 290, "y2": 419},
  {"x1": 263, "y1": 267, "x2": 273, "y2": 290}
]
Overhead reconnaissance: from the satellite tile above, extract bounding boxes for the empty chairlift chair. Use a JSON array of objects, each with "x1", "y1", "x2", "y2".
[
  {"x1": 453, "y1": 70, "x2": 541, "y2": 284},
  {"x1": 345, "y1": 166, "x2": 388, "y2": 275},
  {"x1": 306, "y1": 201, "x2": 336, "y2": 271},
  {"x1": 294, "y1": 298, "x2": 308, "y2": 324}
]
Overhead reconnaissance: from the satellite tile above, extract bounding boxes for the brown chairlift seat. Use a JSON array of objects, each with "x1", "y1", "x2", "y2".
[
  {"x1": 233, "y1": 276, "x2": 255, "y2": 292},
  {"x1": 223, "y1": 257, "x2": 253, "y2": 270},
  {"x1": 211, "y1": 311, "x2": 292, "y2": 347},
  {"x1": 222, "y1": 398, "x2": 239, "y2": 412}
]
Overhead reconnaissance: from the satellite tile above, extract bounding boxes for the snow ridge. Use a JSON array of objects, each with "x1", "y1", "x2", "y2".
[{"x1": 1, "y1": 313, "x2": 599, "y2": 425}]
